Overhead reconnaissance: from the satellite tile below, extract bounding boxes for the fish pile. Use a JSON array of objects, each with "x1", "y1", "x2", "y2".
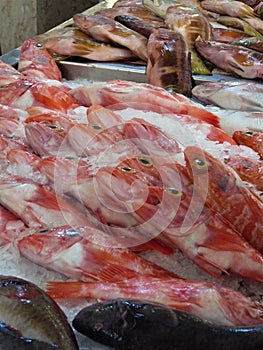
[
  {"x1": 0, "y1": 23, "x2": 263, "y2": 349},
  {"x1": 34, "y1": 0, "x2": 263, "y2": 95}
]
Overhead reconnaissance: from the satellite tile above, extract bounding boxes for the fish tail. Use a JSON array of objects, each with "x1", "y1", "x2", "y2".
[
  {"x1": 180, "y1": 105, "x2": 221, "y2": 128},
  {"x1": 207, "y1": 125, "x2": 237, "y2": 144}
]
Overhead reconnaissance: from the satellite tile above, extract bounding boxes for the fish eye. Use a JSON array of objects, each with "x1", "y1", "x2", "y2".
[
  {"x1": 243, "y1": 131, "x2": 254, "y2": 137},
  {"x1": 91, "y1": 124, "x2": 103, "y2": 130},
  {"x1": 137, "y1": 156, "x2": 153, "y2": 167},
  {"x1": 46, "y1": 124, "x2": 63, "y2": 131},
  {"x1": 119, "y1": 166, "x2": 136, "y2": 174},
  {"x1": 165, "y1": 187, "x2": 183, "y2": 196},
  {"x1": 192, "y1": 157, "x2": 208, "y2": 171},
  {"x1": 39, "y1": 229, "x2": 49, "y2": 233},
  {"x1": 35, "y1": 43, "x2": 42, "y2": 48}
]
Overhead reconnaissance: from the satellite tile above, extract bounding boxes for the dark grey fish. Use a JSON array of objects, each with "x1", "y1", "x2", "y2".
[
  {"x1": 73, "y1": 299, "x2": 263, "y2": 350},
  {"x1": 0, "y1": 322, "x2": 59, "y2": 349},
  {"x1": 0, "y1": 276, "x2": 79, "y2": 350}
]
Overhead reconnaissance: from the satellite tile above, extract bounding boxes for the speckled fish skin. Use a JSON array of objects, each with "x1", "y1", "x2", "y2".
[
  {"x1": 73, "y1": 299, "x2": 263, "y2": 350},
  {"x1": 195, "y1": 38, "x2": 263, "y2": 79},
  {"x1": 0, "y1": 276, "x2": 79, "y2": 350}
]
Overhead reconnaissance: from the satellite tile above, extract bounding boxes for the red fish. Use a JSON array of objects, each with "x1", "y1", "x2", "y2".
[
  {"x1": 46, "y1": 276, "x2": 263, "y2": 326},
  {"x1": 69, "y1": 79, "x2": 221, "y2": 127},
  {"x1": 184, "y1": 146, "x2": 263, "y2": 253},
  {"x1": 18, "y1": 39, "x2": 62, "y2": 81},
  {"x1": 233, "y1": 130, "x2": 263, "y2": 159}
]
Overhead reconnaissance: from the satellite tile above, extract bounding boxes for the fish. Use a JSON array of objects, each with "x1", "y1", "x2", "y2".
[
  {"x1": 146, "y1": 28, "x2": 193, "y2": 96},
  {"x1": 212, "y1": 27, "x2": 251, "y2": 44},
  {"x1": 73, "y1": 13, "x2": 148, "y2": 61},
  {"x1": 72, "y1": 299, "x2": 263, "y2": 350},
  {"x1": 69, "y1": 79, "x2": 221, "y2": 127},
  {"x1": 0, "y1": 59, "x2": 23, "y2": 85},
  {"x1": 225, "y1": 154, "x2": 263, "y2": 191},
  {"x1": 0, "y1": 205, "x2": 25, "y2": 246},
  {"x1": 0, "y1": 174, "x2": 93, "y2": 229},
  {"x1": 46, "y1": 275, "x2": 263, "y2": 326},
  {"x1": 25, "y1": 121, "x2": 77, "y2": 157},
  {"x1": 203, "y1": 106, "x2": 263, "y2": 135},
  {"x1": 18, "y1": 39, "x2": 62, "y2": 81},
  {"x1": 201, "y1": 0, "x2": 263, "y2": 34},
  {"x1": 201, "y1": 0, "x2": 256, "y2": 18},
  {"x1": 133, "y1": 161, "x2": 263, "y2": 281},
  {"x1": 0, "y1": 322, "x2": 61, "y2": 349},
  {"x1": 0, "y1": 275, "x2": 79, "y2": 349},
  {"x1": 115, "y1": 14, "x2": 161, "y2": 38},
  {"x1": 164, "y1": 4, "x2": 212, "y2": 75},
  {"x1": 231, "y1": 36, "x2": 263, "y2": 53},
  {"x1": 195, "y1": 37, "x2": 263, "y2": 79},
  {"x1": 123, "y1": 117, "x2": 182, "y2": 159},
  {"x1": 0, "y1": 79, "x2": 79, "y2": 112},
  {"x1": 18, "y1": 225, "x2": 178, "y2": 282},
  {"x1": 35, "y1": 27, "x2": 137, "y2": 62},
  {"x1": 233, "y1": 130, "x2": 263, "y2": 158},
  {"x1": 98, "y1": 3, "x2": 165, "y2": 25},
  {"x1": 184, "y1": 145, "x2": 263, "y2": 253},
  {"x1": 216, "y1": 15, "x2": 263, "y2": 38},
  {"x1": 0, "y1": 103, "x2": 28, "y2": 121},
  {"x1": 192, "y1": 80, "x2": 263, "y2": 111},
  {"x1": 142, "y1": 0, "x2": 201, "y2": 18}
]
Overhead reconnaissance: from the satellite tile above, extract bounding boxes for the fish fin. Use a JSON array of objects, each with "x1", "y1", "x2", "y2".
[
  {"x1": 243, "y1": 23, "x2": 263, "y2": 38},
  {"x1": 194, "y1": 254, "x2": 229, "y2": 278},
  {"x1": 191, "y1": 50, "x2": 211, "y2": 75},
  {"x1": 180, "y1": 105, "x2": 221, "y2": 128},
  {"x1": 84, "y1": 263, "x2": 141, "y2": 282},
  {"x1": 46, "y1": 281, "x2": 90, "y2": 299},
  {"x1": 207, "y1": 126, "x2": 236, "y2": 145}
]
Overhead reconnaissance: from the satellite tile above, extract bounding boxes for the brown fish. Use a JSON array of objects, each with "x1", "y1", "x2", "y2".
[
  {"x1": 146, "y1": 28, "x2": 192, "y2": 96},
  {"x1": 35, "y1": 27, "x2": 136, "y2": 61},
  {"x1": 195, "y1": 37, "x2": 263, "y2": 79},
  {"x1": 165, "y1": 4, "x2": 212, "y2": 74},
  {"x1": 73, "y1": 13, "x2": 148, "y2": 61},
  {"x1": 231, "y1": 36, "x2": 263, "y2": 53}
]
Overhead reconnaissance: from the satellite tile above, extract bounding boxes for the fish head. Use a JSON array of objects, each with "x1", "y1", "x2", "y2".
[
  {"x1": 94, "y1": 165, "x2": 150, "y2": 212},
  {"x1": 73, "y1": 299, "x2": 178, "y2": 347},
  {"x1": 184, "y1": 145, "x2": 240, "y2": 202},
  {"x1": 18, "y1": 226, "x2": 82, "y2": 264},
  {"x1": 25, "y1": 122, "x2": 76, "y2": 157},
  {"x1": 233, "y1": 130, "x2": 263, "y2": 146},
  {"x1": 118, "y1": 155, "x2": 161, "y2": 186}
]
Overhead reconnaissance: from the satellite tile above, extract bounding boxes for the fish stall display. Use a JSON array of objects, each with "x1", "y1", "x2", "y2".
[{"x1": 0, "y1": 0, "x2": 263, "y2": 349}]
